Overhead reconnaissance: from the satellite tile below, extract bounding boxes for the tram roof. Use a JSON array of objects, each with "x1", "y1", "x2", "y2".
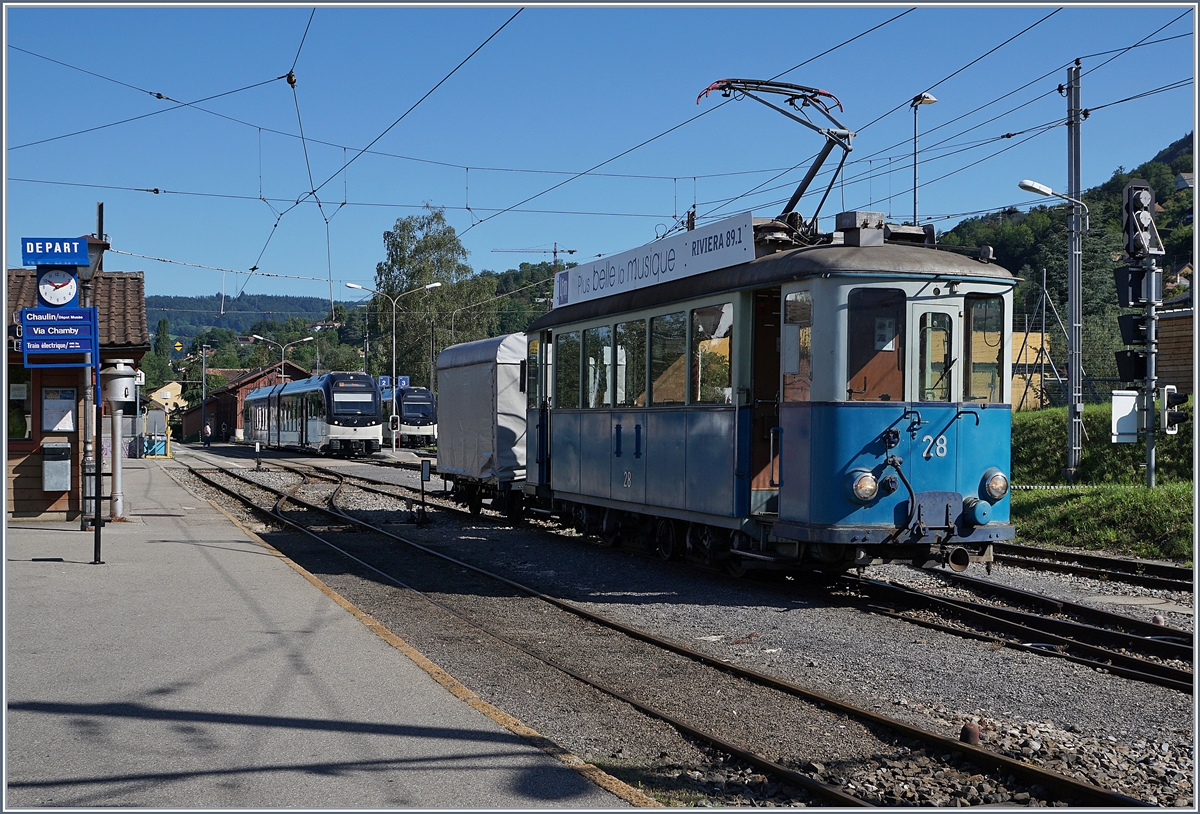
[{"x1": 527, "y1": 242, "x2": 1014, "y2": 332}]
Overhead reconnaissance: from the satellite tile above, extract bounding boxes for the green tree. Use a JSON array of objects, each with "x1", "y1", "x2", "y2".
[
  {"x1": 371, "y1": 206, "x2": 497, "y2": 392},
  {"x1": 153, "y1": 317, "x2": 171, "y2": 358}
]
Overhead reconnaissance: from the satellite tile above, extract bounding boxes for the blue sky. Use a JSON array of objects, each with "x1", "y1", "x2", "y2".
[{"x1": 4, "y1": 4, "x2": 1196, "y2": 308}]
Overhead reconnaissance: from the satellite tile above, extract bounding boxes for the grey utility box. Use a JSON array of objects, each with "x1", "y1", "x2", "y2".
[{"x1": 42, "y1": 442, "x2": 72, "y2": 492}]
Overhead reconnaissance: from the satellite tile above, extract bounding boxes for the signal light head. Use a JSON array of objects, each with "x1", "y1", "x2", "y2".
[{"x1": 1123, "y1": 179, "x2": 1165, "y2": 258}]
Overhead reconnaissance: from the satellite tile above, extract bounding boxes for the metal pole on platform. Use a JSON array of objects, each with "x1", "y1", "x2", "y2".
[{"x1": 93, "y1": 366, "x2": 104, "y2": 564}]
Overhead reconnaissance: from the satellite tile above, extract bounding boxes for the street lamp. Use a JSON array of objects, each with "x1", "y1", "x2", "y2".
[
  {"x1": 1018, "y1": 178, "x2": 1090, "y2": 481},
  {"x1": 911, "y1": 92, "x2": 937, "y2": 225},
  {"x1": 345, "y1": 281, "x2": 442, "y2": 452},
  {"x1": 251, "y1": 334, "x2": 314, "y2": 383}
]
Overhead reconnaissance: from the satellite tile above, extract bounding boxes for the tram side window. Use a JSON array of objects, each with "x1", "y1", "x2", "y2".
[
  {"x1": 965, "y1": 295, "x2": 1005, "y2": 403},
  {"x1": 650, "y1": 312, "x2": 686, "y2": 406},
  {"x1": 782, "y1": 291, "x2": 812, "y2": 402},
  {"x1": 847, "y1": 288, "x2": 905, "y2": 401},
  {"x1": 615, "y1": 319, "x2": 647, "y2": 407},
  {"x1": 527, "y1": 337, "x2": 540, "y2": 409},
  {"x1": 918, "y1": 312, "x2": 954, "y2": 402},
  {"x1": 583, "y1": 326, "x2": 613, "y2": 408},
  {"x1": 555, "y1": 331, "x2": 581, "y2": 408},
  {"x1": 691, "y1": 303, "x2": 733, "y2": 404}
]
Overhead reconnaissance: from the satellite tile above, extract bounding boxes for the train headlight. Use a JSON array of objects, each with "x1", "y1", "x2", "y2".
[
  {"x1": 845, "y1": 470, "x2": 879, "y2": 503},
  {"x1": 982, "y1": 468, "x2": 1009, "y2": 502}
]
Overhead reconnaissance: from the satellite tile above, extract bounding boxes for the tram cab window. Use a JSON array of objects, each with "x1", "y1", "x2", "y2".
[
  {"x1": 965, "y1": 295, "x2": 1005, "y2": 403},
  {"x1": 691, "y1": 303, "x2": 733, "y2": 404},
  {"x1": 917, "y1": 312, "x2": 954, "y2": 402},
  {"x1": 555, "y1": 331, "x2": 582, "y2": 408},
  {"x1": 650, "y1": 312, "x2": 686, "y2": 406},
  {"x1": 332, "y1": 382, "x2": 375, "y2": 415},
  {"x1": 782, "y1": 291, "x2": 812, "y2": 402},
  {"x1": 527, "y1": 337, "x2": 541, "y2": 409},
  {"x1": 615, "y1": 320, "x2": 647, "y2": 407},
  {"x1": 847, "y1": 288, "x2": 905, "y2": 401},
  {"x1": 583, "y1": 326, "x2": 613, "y2": 408}
]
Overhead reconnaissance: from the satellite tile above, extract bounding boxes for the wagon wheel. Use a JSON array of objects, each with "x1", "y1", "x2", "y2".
[
  {"x1": 598, "y1": 508, "x2": 620, "y2": 547},
  {"x1": 726, "y1": 531, "x2": 750, "y2": 577},
  {"x1": 503, "y1": 491, "x2": 524, "y2": 522},
  {"x1": 725, "y1": 555, "x2": 748, "y2": 578},
  {"x1": 654, "y1": 519, "x2": 680, "y2": 561},
  {"x1": 467, "y1": 486, "x2": 483, "y2": 516}
]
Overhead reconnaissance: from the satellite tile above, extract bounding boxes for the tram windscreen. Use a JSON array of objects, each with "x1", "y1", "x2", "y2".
[
  {"x1": 846, "y1": 288, "x2": 905, "y2": 401},
  {"x1": 401, "y1": 397, "x2": 435, "y2": 420},
  {"x1": 332, "y1": 383, "x2": 377, "y2": 415},
  {"x1": 965, "y1": 295, "x2": 1005, "y2": 402}
]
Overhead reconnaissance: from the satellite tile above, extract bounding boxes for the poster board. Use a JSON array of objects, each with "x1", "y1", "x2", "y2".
[{"x1": 42, "y1": 387, "x2": 77, "y2": 432}]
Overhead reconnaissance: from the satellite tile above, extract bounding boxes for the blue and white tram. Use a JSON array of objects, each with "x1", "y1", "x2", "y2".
[
  {"x1": 244, "y1": 372, "x2": 383, "y2": 456},
  {"x1": 381, "y1": 386, "x2": 438, "y2": 447},
  {"x1": 521, "y1": 210, "x2": 1016, "y2": 574}
]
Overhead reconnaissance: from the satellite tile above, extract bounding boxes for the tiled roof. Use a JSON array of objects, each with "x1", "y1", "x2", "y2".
[
  {"x1": 212, "y1": 362, "x2": 308, "y2": 394},
  {"x1": 7, "y1": 268, "x2": 149, "y2": 349}
]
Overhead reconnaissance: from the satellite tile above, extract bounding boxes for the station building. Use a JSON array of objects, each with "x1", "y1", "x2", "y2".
[
  {"x1": 6, "y1": 268, "x2": 149, "y2": 519},
  {"x1": 179, "y1": 360, "x2": 309, "y2": 442}
]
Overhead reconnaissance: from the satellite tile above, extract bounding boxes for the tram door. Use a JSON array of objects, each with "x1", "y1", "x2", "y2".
[
  {"x1": 905, "y1": 303, "x2": 961, "y2": 492},
  {"x1": 749, "y1": 287, "x2": 781, "y2": 514}
]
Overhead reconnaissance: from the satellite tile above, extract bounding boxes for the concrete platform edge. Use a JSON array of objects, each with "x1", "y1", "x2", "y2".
[{"x1": 195, "y1": 479, "x2": 662, "y2": 809}]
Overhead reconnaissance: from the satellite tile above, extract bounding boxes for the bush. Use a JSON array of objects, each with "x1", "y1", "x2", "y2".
[{"x1": 1012, "y1": 402, "x2": 1193, "y2": 484}]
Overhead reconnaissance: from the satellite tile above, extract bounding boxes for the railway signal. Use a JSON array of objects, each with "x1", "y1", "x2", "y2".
[
  {"x1": 1113, "y1": 179, "x2": 1169, "y2": 486},
  {"x1": 1160, "y1": 385, "x2": 1189, "y2": 435},
  {"x1": 1122, "y1": 179, "x2": 1165, "y2": 258}
]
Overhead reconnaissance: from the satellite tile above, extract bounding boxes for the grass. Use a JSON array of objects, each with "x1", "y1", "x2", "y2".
[
  {"x1": 1011, "y1": 482, "x2": 1194, "y2": 561},
  {"x1": 1010, "y1": 402, "x2": 1194, "y2": 562}
]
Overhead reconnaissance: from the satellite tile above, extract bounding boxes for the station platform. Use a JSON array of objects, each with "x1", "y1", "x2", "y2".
[{"x1": 5, "y1": 448, "x2": 636, "y2": 808}]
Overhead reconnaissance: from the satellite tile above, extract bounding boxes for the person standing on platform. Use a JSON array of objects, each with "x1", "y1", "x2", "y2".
[{"x1": 203, "y1": 422, "x2": 212, "y2": 448}]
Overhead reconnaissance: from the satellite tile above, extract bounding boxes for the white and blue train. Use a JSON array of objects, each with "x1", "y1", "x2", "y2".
[
  {"x1": 243, "y1": 372, "x2": 383, "y2": 457},
  {"x1": 442, "y1": 208, "x2": 1016, "y2": 575},
  {"x1": 380, "y1": 386, "x2": 438, "y2": 447}
]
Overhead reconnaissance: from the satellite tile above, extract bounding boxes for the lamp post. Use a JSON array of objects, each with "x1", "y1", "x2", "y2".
[
  {"x1": 1019, "y1": 179, "x2": 1090, "y2": 481},
  {"x1": 251, "y1": 334, "x2": 315, "y2": 383},
  {"x1": 81, "y1": 230, "x2": 108, "y2": 558},
  {"x1": 346, "y1": 281, "x2": 442, "y2": 452},
  {"x1": 911, "y1": 92, "x2": 936, "y2": 225}
]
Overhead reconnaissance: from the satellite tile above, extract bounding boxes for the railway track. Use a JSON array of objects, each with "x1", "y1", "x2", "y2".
[
  {"x1": 178, "y1": 460, "x2": 1154, "y2": 808},
  {"x1": 264, "y1": 458, "x2": 1195, "y2": 694},
  {"x1": 841, "y1": 574, "x2": 1193, "y2": 694},
  {"x1": 990, "y1": 543, "x2": 1193, "y2": 592},
  {"x1": 279, "y1": 459, "x2": 1195, "y2": 678}
]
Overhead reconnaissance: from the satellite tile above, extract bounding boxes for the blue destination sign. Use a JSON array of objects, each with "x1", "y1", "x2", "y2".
[
  {"x1": 21, "y1": 307, "x2": 99, "y2": 365},
  {"x1": 22, "y1": 237, "x2": 90, "y2": 267}
]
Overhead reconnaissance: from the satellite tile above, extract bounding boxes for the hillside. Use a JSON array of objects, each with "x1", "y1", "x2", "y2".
[
  {"x1": 939, "y1": 131, "x2": 1193, "y2": 383},
  {"x1": 145, "y1": 293, "x2": 344, "y2": 340}
]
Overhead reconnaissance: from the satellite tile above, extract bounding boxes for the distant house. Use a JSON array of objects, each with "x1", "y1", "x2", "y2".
[
  {"x1": 149, "y1": 380, "x2": 188, "y2": 413},
  {"x1": 1175, "y1": 172, "x2": 1194, "y2": 191},
  {"x1": 180, "y1": 360, "x2": 309, "y2": 442},
  {"x1": 1159, "y1": 262, "x2": 1194, "y2": 397}
]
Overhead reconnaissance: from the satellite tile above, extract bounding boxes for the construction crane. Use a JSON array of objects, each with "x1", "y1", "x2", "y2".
[
  {"x1": 492, "y1": 243, "x2": 578, "y2": 313},
  {"x1": 491, "y1": 242, "x2": 577, "y2": 274}
]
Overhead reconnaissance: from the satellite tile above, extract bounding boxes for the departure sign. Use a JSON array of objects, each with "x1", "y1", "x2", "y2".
[
  {"x1": 22, "y1": 237, "x2": 90, "y2": 267},
  {"x1": 21, "y1": 307, "x2": 99, "y2": 368}
]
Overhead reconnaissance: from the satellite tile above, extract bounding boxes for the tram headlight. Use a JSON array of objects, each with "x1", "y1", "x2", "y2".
[
  {"x1": 845, "y1": 470, "x2": 879, "y2": 503},
  {"x1": 982, "y1": 467, "x2": 1009, "y2": 502}
]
